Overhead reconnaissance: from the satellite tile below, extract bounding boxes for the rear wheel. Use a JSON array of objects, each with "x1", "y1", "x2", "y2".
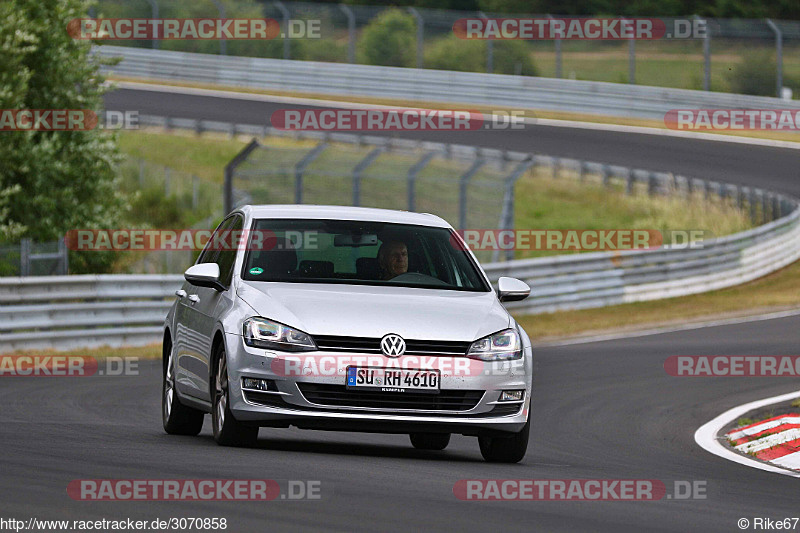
[
  {"x1": 410, "y1": 432, "x2": 450, "y2": 451},
  {"x1": 212, "y1": 345, "x2": 258, "y2": 447},
  {"x1": 162, "y1": 344, "x2": 204, "y2": 435},
  {"x1": 478, "y1": 417, "x2": 530, "y2": 463}
]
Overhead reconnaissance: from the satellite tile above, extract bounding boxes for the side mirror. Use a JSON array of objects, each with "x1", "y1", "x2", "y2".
[
  {"x1": 184, "y1": 263, "x2": 225, "y2": 291},
  {"x1": 497, "y1": 276, "x2": 530, "y2": 302}
]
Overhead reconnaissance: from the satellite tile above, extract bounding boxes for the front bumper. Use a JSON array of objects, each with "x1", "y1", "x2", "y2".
[{"x1": 225, "y1": 333, "x2": 532, "y2": 436}]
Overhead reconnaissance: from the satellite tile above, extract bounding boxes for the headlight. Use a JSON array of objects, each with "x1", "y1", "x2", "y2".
[
  {"x1": 243, "y1": 317, "x2": 316, "y2": 352},
  {"x1": 467, "y1": 328, "x2": 522, "y2": 361}
]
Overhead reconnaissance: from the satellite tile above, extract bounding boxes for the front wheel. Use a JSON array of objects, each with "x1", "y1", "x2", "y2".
[
  {"x1": 478, "y1": 417, "x2": 530, "y2": 463},
  {"x1": 212, "y1": 345, "x2": 258, "y2": 447},
  {"x1": 162, "y1": 345, "x2": 204, "y2": 436}
]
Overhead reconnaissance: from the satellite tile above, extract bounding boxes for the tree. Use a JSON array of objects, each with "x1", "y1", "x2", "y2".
[
  {"x1": 357, "y1": 9, "x2": 416, "y2": 67},
  {"x1": 0, "y1": 0, "x2": 123, "y2": 250}
]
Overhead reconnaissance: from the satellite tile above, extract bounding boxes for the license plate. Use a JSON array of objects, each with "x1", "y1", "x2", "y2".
[{"x1": 346, "y1": 366, "x2": 440, "y2": 394}]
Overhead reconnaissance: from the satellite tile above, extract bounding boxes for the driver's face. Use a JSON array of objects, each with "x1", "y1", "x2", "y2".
[{"x1": 384, "y1": 242, "x2": 408, "y2": 278}]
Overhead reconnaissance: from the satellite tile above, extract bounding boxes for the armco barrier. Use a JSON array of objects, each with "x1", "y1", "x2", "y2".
[
  {"x1": 0, "y1": 202, "x2": 798, "y2": 351},
  {"x1": 95, "y1": 46, "x2": 800, "y2": 120}
]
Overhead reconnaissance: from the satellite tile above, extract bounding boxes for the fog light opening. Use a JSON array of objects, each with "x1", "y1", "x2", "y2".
[
  {"x1": 499, "y1": 390, "x2": 524, "y2": 402},
  {"x1": 242, "y1": 377, "x2": 278, "y2": 392}
]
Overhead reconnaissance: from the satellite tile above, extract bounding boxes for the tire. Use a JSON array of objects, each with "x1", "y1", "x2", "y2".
[
  {"x1": 478, "y1": 417, "x2": 530, "y2": 463},
  {"x1": 410, "y1": 432, "x2": 450, "y2": 451},
  {"x1": 212, "y1": 345, "x2": 258, "y2": 447},
  {"x1": 162, "y1": 342, "x2": 204, "y2": 436}
]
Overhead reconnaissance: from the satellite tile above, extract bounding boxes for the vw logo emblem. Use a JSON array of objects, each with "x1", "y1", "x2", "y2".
[{"x1": 380, "y1": 334, "x2": 406, "y2": 357}]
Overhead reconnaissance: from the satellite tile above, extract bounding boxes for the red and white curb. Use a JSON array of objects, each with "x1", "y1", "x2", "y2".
[
  {"x1": 695, "y1": 389, "x2": 800, "y2": 477},
  {"x1": 728, "y1": 415, "x2": 800, "y2": 470}
]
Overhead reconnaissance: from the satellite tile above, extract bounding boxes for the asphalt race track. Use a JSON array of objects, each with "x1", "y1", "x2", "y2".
[
  {"x1": 4, "y1": 317, "x2": 800, "y2": 531},
  {"x1": 106, "y1": 87, "x2": 800, "y2": 197},
  {"x1": 4, "y1": 87, "x2": 791, "y2": 531}
]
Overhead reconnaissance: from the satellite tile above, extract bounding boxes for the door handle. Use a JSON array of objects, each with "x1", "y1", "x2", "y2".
[
  {"x1": 175, "y1": 290, "x2": 187, "y2": 298},
  {"x1": 188, "y1": 294, "x2": 200, "y2": 304}
]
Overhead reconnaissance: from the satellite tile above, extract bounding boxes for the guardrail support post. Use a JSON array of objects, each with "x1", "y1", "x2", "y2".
[
  {"x1": 408, "y1": 8, "x2": 424, "y2": 69},
  {"x1": 626, "y1": 169, "x2": 634, "y2": 195},
  {"x1": 339, "y1": 4, "x2": 356, "y2": 64},
  {"x1": 59, "y1": 238, "x2": 69, "y2": 275},
  {"x1": 407, "y1": 151, "x2": 437, "y2": 212},
  {"x1": 274, "y1": 1, "x2": 291, "y2": 60},
  {"x1": 294, "y1": 142, "x2": 328, "y2": 204},
  {"x1": 352, "y1": 147, "x2": 384, "y2": 207},
  {"x1": 765, "y1": 19, "x2": 783, "y2": 97},
  {"x1": 601, "y1": 164, "x2": 610, "y2": 187},
  {"x1": 761, "y1": 192, "x2": 769, "y2": 223},
  {"x1": 459, "y1": 158, "x2": 486, "y2": 230}
]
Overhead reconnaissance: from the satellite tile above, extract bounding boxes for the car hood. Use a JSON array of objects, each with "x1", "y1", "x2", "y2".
[{"x1": 237, "y1": 281, "x2": 510, "y2": 342}]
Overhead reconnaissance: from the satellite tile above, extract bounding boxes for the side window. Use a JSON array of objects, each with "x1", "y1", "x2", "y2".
[
  {"x1": 216, "y1": 215, "x2": 243, "y2": 288},
  {"x1": 197, "y1": 218, "x2": 231, "y2": 266}
]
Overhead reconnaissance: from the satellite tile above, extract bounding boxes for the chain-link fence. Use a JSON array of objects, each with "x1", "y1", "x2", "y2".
[
  {"x1": 0, "y1": 239, "x2": 68, "y2": 277},
  {"x1": 92, "y1": 0, "x2": 800, "y2": 96},
  {"x1": 224, "y1": 132, "x2": 786, "y2": 264}
]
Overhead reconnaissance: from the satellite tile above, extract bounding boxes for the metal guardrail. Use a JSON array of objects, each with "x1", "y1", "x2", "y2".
[{"x1": 96, "y1": 46, "x2": 800, "y2": 119}]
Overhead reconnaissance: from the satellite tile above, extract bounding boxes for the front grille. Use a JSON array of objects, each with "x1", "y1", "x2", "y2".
[
  {"x1": 297, "y1": 383, "x2": 483, "y2": 411},
  {"x1": 313, "y1": 335, "x2": 470, "y2": 356}
]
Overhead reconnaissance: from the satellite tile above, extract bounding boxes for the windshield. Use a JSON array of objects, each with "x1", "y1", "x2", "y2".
[{"x1": 240, "y1": 219, "x2": 490, "y2": 292}]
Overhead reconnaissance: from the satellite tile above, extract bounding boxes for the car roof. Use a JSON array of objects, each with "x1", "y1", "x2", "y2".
[{"x1": 238, "y1": 205, "x2": 452, "y2": 228}]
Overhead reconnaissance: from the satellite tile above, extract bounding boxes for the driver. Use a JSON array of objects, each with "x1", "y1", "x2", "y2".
[{"x1": 378, "y1": 240, "x2": 408, "y2": 280}]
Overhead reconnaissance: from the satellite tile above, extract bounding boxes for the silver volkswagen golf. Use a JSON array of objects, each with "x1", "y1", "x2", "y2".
[{"x1": 162, "y1": 205, "x2": 533, "y2": 463}]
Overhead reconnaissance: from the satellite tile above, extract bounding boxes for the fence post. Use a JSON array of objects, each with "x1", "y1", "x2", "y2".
[
  {"x1": 192, "y1": 175, "x2": 199, "y2": 209},
  {"x1": 339, "y1": 4, "x2": 356, "y2": 64},
  {"x1": 478, "y1": 12, "x2": 493, "y2": 73},
  {"x1": 224, "y1": 138, "x2": 261, "y2": 215},
  {"x1": 407, "y1": 8, "x2": 424, "y2": 69},
  {"x1": 352, "y1": 147, "x2": 384, "y2": 207},
  {"x1": 20, "y1": 238, "x2": 31, "y2": 277},
  {"x1": 164, "y1": 167, "x2": 171, "y2": 196},
  {"x1": 407, "y1": 151, "x2": 437, "y2": 212},
  {"x1": 458, "y1": 158, "x2": 485, "y2": 230},
  {"x1": 765, "y1": 19, "x2": 783, "y2": 97},
  {"x1": 210, "y1": 0, "x2": 227, "y2": 55},
  {"x1": 58, "y1": 237, "x2": 69, "y2": 275},
  {"x1": 695, "y1": 15, "x2": 710, "y2": 91},
  {"x1": 294, "y1": 142, "x2": 328, "y2": 204},
  {"x1": 625, "y1": 17, "x2": 635, "y2": 84},
  {"x1": 497, "y1": 157, "x2": 535, "y2": 262},
  {"x1": 146, "y1": 0, "x2": 159, "y2": 49},
  {"x1": 273, "y1": 1, "x2": 291, "y2": 60},
  {"x1": 548, "y1": 14, "x2": 562, "y2": 78}
]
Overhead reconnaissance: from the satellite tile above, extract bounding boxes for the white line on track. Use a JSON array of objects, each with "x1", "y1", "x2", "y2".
[
  {"x1": 695, "y1": 389, "x2": 800, "y2": 477},
  {"x1": 113, "y1": 80, "x2": 800, "y2": 151}
]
